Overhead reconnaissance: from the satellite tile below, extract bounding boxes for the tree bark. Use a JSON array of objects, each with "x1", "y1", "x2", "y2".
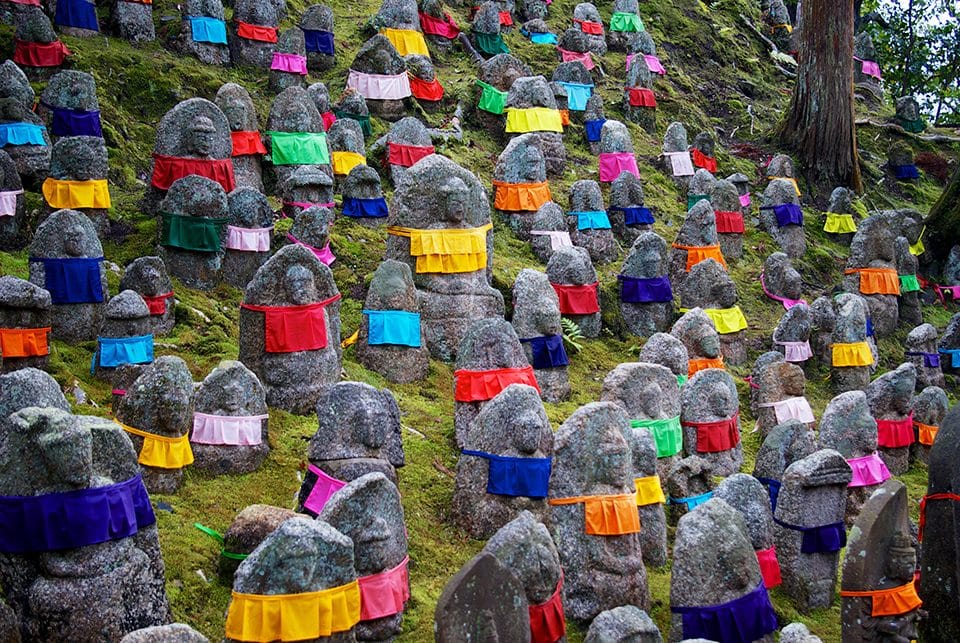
[
  {"x1": 924, "y1": 166, "x2": 960, "y2": 263},
  {"x1": 777, "y1": 0, "x2": 863, "y2": 193}
]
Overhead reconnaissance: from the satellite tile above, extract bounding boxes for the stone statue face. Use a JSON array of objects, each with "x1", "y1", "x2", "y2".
[
  {"x1": 521, "y1": 147, "x2": 543, "y2": 182},
  {"x1": 596, "y1": 431, "x2": 630, "y2": 486},
  {"x1": 220, "y1": 378, "x2": 245, "y2": 413},
  {"x1": 637, "y1": 382, "x2": 663, "y2": 418},
  {"x1": 63, "y1": 223, "x2": 86, "y2": 257},
  {"x1": 511, "y1": 408, "x2": 544, "y2": 454},
  {"x1": 696, "y1": 324, "x2": 721, "y2": 357},
  {"x1": 352, "y1": 510, "x2": 404, "y2": 571},
  {"x1": 282, "y1": 264, "x2": 318, "y2": 305},
  {"x1": 38, "y1": 427, "x2": 92, "y2": 488},
  {"x1": 349, "y1": 399, "x2": 387, "y2": 449},
  {"x1": 439, "y1": 177, "x2": 470, "y2": 225},
  {"x1": 899, "y1": 99, "x2": 920, "y2": 121},
  {"x1": 887, "y1": 542, "x2": 916, "y2": 581},
  {"x1": 220, "y1": 99, "x2": 247, "y2": 132},
  {"x1": 186, "y1": 115, "x2": 217, "y2": 158}
]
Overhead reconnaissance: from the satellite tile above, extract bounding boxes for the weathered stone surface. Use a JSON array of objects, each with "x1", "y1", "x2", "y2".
[
  {"x1": 110, "y1": 0, "x2": 155, "y2": 42},
  {"x1": 772, "y1": 302, "x2": 813, "y2": 365},
  {"x1": 27, "y1": 209, "x2": 107, "y2": 343},
  {"x1": 216, "y1": 504, "x2": 296, "y2": 581},
  {"x1": 356, "y1": 260, "x2": 430, "y2": 383},
  {"x1": 680, "y1": 257, "x2": 745, "y2": 365},
  {"x1": 221, "y1": 187, "x2": 273, "y2": 290},
  {"x1": 0, "y1": 93, "x2": 51, "y2": 190},
  {"x1": 511, "y1": 268, "x2": 570, "y2": 402},
  {"x1": 670, "y1": 498, "x2": 774, "y2": 643},
  {"x1": 385, "y1": 154, "x2": 503, "y2": 360},
  {"x1": 301, "y1": 381, "x2": 404, "y2": 492},
  {"x1": 601, "y1": 362, "x2": 672, "y2": 566},
  {"x1": 115, "y1": 355, "x2": 193, "y2": 493},
  {"x1": 229, "y1": 0, "x2": 278, "y2": 68},
  {"x1": 268, "y1": 28, "x2": 307, "y2": 93},
  {"x1": 319, "y1": 472, "x2": 409, "y2": 641},
  {"x1": 8, "y1": 9, "x2": 62, "y2": 81},
  {"x1": 752, "y1": 419, "x2": 817, "y2": 509},
  {"x1": 215, "y1": 83, "x2": 264, "y2": 192},
  {"x1": 568, "y1": 179, "x2": 618, "y2": 264},
  {"x1": 156, "y1": 176, "x2": 228, "y2": 290},
  {"x1": 780, "y1": 622, "x2": 823, "y2": 643},
  {"x1": 865, "y1": 362, "x2": 916, "y2": 475},
  {"x1": 605, "y1": 0, "x2": 645, "y2": 52},
  {"x1": 841, "y1": 479, "x2": 921, "y2": 642},
  {"x1": 0, "y1": 149, "x2": 25, "y2": 251},
  {"x1": 765, "y1": 153, "x2": 796, "y2": 180},
  {"x1": 327, "y1": 117, "x2": 366, "y2": 186},
  {"x1": 763, "y1": 252, "x2": 804, "y2": 306},
  {"x1": 0, "y1": 400, "x2": 169, "y2": 642},
  {"x1": 493, "y1": 132, "x2": 548, "y2": 238},
  {"x1": 600, "y1": 360, "x2": 682, "y2": 486},
  {"x1": 774, "y1": 449, "x2": 852, "y2": 613},
  {"x1": 92, "y1": 289, "x2": 151, "y2": 382},
  {"x1": 911, "y1": 385, "x2": 948, "y2": 464},
  {"x1": 842, "y1": 214, "x2": 900, "y2": 337},
  {"x1": 608, "y1": 169, "x2": 650, "y2": 246},
  {"x1": 667, "y1": 200, "x2": 718, "y2": 294},
  {"x1": 119, "y1": 256, "x2": 176, "y2": 337},
  {"x1": 482, "y1": 510, "x2": 563, "y2": 632},
  {"x1": 146, "y1": 98, "x2": 232, "y2": 211},
  {"x1": 939, "y1": 312, "x2": 960, "y2": 375},
  {"x1": 121, "y1": 624, "x2": 209, "y2": 642},
  {"x1": 759, "y1": 178, "x2": 805, "y2": 258},
  {"x1": 227, "y1": 518, "x2": 357, "y2": 643},
  {"x1": 680, "y1": 367, "x2": 743, "y2": 476},
  {"x1": 549, "y1": 402, "x2": 649, "y2": 620},
  {"x1": 528, "y1": 201, "x2": 567, "y2": 264},
  {"x1": 0, "y1": 276, "x2": 51, "y2": 373},
  {"x1": 191, "y1": 360, "x2": 269, "y2": 475},
  {"x1": 301, "y1": 5, "x2": 335, "y2": 72},
  {"x1": 434, "y1": 552, "x2": 530, "y2": 642},
  {"x1": 350, "y1": 34, "x2": 407, "y2": 121},
  {"x1": 286, "y1": 205, "x2": 334, "y2": 263},
  {"x1": 818, "y1": 390, "x2": 881, "y2": 524},
  {"x1": 825, "y1": 186, "x2": 858, "y2": 245},
  {"x1": 663, "y1": 457, "x2": 719, "y2": 529},
  {"x1": 174, "y1": 0, "x2": 231, "y2": 65},
  {"x1": 618, "y1": 232, "x2": 673, "y2": 338},
  {"x1": 35, "y1": 70, "x2": 98, "y2": 137},
  {"x1": 671, "y1": 307, "x2": 721, "y2": 377},
  {"x1": 266, "y1": 87, "x2": 329, "y2": 190},
  {"x1": 384, "y1": 116, "x2": 432, "y2": 188},
  {"x1": 714, "y1": 473, "x2": 778, "y2": 557},
  {"x1": 707, "y1": 179, "x2": 743, "y2": 260},
  {"x1": 895, "y1": 237, "x2": 922, "y2": 327},
  {"x1": 473, "y1": 54, "x2": 531, "y2": 138},
  {"x1": 809, "y1": 296, "x2": 836, "y2": 363},
  {"x1": 454, "y1": 385, "x2": 553, "y2": 538},
  {"x1": 279, "y1": 166, "x2": 334, "y2": 219},
  {"x1": 755, "y1": 360, "x2": 812, "y2": 440},
  {"x1": 453, "y1": 317, "x2": 534, "y2": 447},
  {"x1": 748, "y1": 351, "x2": 784, "y2": 417},
  {"x1": 41, "y1": 135, "x2": 110, "y2": 235},
  {"x1": 831, "y1": 293, "x2": 875, "y2": 393},
  {"x1": 582, "y1": 93, "x2": 605, "y2": 155},
  {"x1": 584, "y1": 605, "x2": 662, "y2": 642},
  {"x1": 505, "y1": 76, "x2": 565, "y2": 177},
  {"x1": 637, "y1": 332, "x2": 689, "y2": 387},
  {"x1": 239, "y1": 245, "x2": 341, "y2": 414},
  {"x1": 546, "y1": 245, "x2": 600, "y2": 338},
  {"x1": 919, "y1": 403, "x2": 960, "y2": 641}
]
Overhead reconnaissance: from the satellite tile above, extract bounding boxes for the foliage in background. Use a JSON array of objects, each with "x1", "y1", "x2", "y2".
[{"x1": 863, "y1": 0, "x2": 960, "y2": 124}]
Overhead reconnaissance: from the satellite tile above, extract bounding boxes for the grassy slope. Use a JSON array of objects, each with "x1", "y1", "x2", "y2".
[{"x1": 1, "y1": 0, "x2": 958, "y2": 639}]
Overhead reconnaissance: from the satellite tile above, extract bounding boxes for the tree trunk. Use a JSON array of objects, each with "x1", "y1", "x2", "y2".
[
  {"x1": 924, "y1": 166, "x2": 960, "y2": 263},
  {"x1": 777, "y1": 0, "x2": 863, "y2": 193}
]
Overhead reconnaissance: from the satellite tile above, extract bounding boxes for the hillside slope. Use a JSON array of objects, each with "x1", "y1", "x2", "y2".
[{"x1": 1, "y1": 0, "x2": 958, "y2": 639}]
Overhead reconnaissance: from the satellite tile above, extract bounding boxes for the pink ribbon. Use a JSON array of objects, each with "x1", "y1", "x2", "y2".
[
  {"x1": 775, "y1": 340, "x2": 812, "y2": 363},
  {"x1": 270, "y1": 52, "x2": 308, "y2": 75},
  {"x1": 847, "y1": 452, "x2": 891, "y2": 488},
  {"x1": 191, "y1": 412, "x2": 268, "y2": 446},
  {"x1": 739, "y1": 193, "x2": 751, "y2": 208},
  {"x1": 346, "y1": 69, "x2": 412, "y2": 100},
  {"x1": 557, "y1": 47, "x2": 595, "y2": 69},
  {"x1": 302, "y1": 464, "x2": 347, "y2": 514},
  {"x1": 281, "y1": 201, "x2": 336, "y2": 218},
  {"x1": 760, "y1": 272, "x2": 806, "y2": 310},
  {"x1": 226, "y1": 225, "x2": 272, "y2": 252},
  {"x1": 854, "y1": 57, "x2": 882, "y2": 80},
  {"x1": 598, "y1": 152, "x2": 640, "y2": 182},
  {"x1": 757, "y1": 396, "x2": 815, "y2": 425},
  {"x1": 287, "y1": 233, "x2": 335, "y2": 265},
  {"x1": 0, "y1": 189, "x2": 23, "y2": 217}
]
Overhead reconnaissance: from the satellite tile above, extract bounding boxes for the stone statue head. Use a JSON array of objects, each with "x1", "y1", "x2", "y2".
[
  {"x1": 439, "y1": 176, "x2": 470, "y2": 224},
  {"x1": 282, "y1": 264, "x2": 318, "y2": 305},
  {"x1": 186, "y1": 115, "x2": 217, "y2": 157}
]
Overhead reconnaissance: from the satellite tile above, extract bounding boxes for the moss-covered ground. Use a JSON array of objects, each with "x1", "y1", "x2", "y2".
[{"x1": 1, "y1": 0, "x2": 958, "y2": 638}]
